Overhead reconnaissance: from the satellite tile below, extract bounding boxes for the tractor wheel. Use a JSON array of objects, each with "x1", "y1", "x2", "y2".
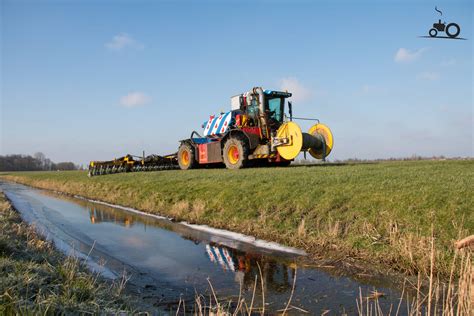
[
  {"x1": 178, "y1": 143, "x2": 197, "y2": 170},
  {"x1": 429, "y1": 28, "x2": 437, "y2": 37},
  {"x1": 223, "y1": 137, "x2": 249, "y2": 169},
  {"x1": 446, "y1": 23, "x2": 460, "y2": 38}
]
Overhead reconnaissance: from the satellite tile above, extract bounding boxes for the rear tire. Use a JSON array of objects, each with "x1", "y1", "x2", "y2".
[
  {"x1": 178, "y1": 142, "x2": 197, "y2": 170},
  {"x1": 223, "y1": 137, "x2": 249, "y2": 169},
  {"x1": 446, "y1": 23, "x2": 460, "y2": 38}
]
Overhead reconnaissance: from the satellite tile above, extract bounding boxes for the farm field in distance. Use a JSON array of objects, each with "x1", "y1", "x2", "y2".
[{"x1": 1, "y1": 159, "x2": 472, "y2": 277}]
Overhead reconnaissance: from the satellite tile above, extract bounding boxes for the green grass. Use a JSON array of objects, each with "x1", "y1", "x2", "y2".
[
  {"x1": 1, "y1": 160, "x2": 473, "y2": 277},
  {"x1": 0, "y1": 193, "x2": 132, "y2": 314}
]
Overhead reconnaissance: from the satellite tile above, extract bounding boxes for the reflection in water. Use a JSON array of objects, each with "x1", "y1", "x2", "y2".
[
  {"x1": 206, "y1": 243, "x2": 293, "y2": 293},
  {"x1": 89, "y1": 206, "x2": 133, "y2": 227},
  {"x1": 88, "y1": 205, "x2": 295, "y2": 293}
]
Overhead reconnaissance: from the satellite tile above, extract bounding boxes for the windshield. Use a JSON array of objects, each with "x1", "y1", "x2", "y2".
[{"x1": 267, "y1": 98, "x2": 284, "y2": 123}]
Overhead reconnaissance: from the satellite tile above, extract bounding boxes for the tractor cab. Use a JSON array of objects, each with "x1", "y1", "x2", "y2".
[
  {"x1": 263, "y1": 90, "x2": 292, "y2": 128},
  {"x1": 231, "y1": 89, "x2": 292, "y2": 130}
]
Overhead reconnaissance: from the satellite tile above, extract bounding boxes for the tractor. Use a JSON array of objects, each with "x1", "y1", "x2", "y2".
[
  {"x1": 177, "y1": 87, "x2": 333, "y2": 170},
  {"x1": 429, "y1": 19, "x2": 461, "y2": 38}
]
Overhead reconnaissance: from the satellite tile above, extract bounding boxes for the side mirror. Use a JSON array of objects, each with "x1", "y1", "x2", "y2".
[{"x1": 288, "y1": 102, "x2": 293, "y2": 121}]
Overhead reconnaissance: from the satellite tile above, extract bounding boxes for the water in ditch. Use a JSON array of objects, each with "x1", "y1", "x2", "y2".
[{"x1": 0, "y1": 181, "x2": 407, "y2": 314}]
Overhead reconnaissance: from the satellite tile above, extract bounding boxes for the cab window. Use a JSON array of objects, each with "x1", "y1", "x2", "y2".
[{"x1": 267, "y1": 98, "x2": 283, "y2": 122}]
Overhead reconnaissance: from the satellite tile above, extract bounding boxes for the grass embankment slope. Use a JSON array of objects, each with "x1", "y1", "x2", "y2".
[
  {"x1": 1, "y1": 160, "x2": 473, "y2": 276},
  {"x1": 0, "y1": 193, "x2": 131, "y2": 313}
]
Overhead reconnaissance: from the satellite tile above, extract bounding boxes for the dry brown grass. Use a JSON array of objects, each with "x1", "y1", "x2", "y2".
[
  {"x1": 178, "y1": 268, "x2": 300, "y2": 316},
  {"x1": 357, "y1": 236, "x2": 472, "y2": 316},
  {"x1": 297, "y1": 218, "x2": 306, "y2": 237},
  {"x1": 190, "y1": 200, "x2": 207, "y2": 221}
]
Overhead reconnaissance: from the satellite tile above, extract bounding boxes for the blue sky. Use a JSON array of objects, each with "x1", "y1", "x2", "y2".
[{"x1": 1, "y1": 0, "x2": 472, "y2": 165}]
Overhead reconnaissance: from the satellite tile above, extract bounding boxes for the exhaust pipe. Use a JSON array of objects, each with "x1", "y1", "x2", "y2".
[{"x1": 252, "y1": 87, "x2": 269, "y2": 138}]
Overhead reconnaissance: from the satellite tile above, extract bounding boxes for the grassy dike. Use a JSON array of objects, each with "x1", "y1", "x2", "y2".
[
  {"x1": 1, "y1": 160, "x2": 473, "y2": 277},
  {"x1": 0, "y1": 192, "x2": 131, "y2": 313}
]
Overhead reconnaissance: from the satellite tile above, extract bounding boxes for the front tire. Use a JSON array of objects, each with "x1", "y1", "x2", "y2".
[
  {"x1": 178, "y1": 142, "x2": 197, "y2": 170},
  {"x1": 223, "y1": 137, "x2": 249, "y2": 169},
  {"x1": 429, "y1": 28, "x2": 437, "y2": 37}
]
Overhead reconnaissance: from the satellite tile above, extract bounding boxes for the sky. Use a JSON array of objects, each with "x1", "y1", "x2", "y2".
[{"x1": 1, "y1": 0, "x2": 472, "y2": 166}]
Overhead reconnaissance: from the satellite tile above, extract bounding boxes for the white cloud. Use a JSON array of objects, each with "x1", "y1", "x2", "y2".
[
  {"x1": 105, "y1": 33, "x2": 144, "y2": 50},
  {"x1": 279, "y1": 77, "x2": 312, "y2": 102},
  {"x1": 417, "y1": 72, "x2": 440, "y2": 81},
  {"x1": 394, "y1": 47, "x2": 427, "y2": 63},
  {"x1": 120, "y1": 92, "x2": 151, "y2": 108}
]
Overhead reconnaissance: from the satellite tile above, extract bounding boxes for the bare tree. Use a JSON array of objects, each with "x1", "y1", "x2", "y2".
[{"x1": 33, "y1": 152, "x2": 46, "y2": 169}]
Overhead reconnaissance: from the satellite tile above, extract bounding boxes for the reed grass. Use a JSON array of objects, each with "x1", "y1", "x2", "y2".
[{"x1": 356, "y1": 232, "x2": 472, "y2": 316}]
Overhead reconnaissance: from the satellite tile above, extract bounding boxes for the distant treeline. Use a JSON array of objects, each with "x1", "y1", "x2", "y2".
[
  {"x1": 0, "y1": 153, "x2": 79, "y2": 171},
  {"x1": 332, "y1": 155, "x2": 465, "y2": 163}
]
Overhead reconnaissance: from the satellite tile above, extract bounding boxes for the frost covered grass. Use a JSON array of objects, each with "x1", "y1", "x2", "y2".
[{"x1": 0, "y1": 192, "x2": 131, "y2": 314}]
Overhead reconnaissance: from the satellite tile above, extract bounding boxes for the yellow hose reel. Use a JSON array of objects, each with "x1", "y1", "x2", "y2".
[{"x1": 275, "y1": 122, "x2": 333, "y2": 160}]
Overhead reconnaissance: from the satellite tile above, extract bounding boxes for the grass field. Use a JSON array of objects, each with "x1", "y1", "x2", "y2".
[{"x1": 1, "y1": 160, "x2": 472, "y2": 277}]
